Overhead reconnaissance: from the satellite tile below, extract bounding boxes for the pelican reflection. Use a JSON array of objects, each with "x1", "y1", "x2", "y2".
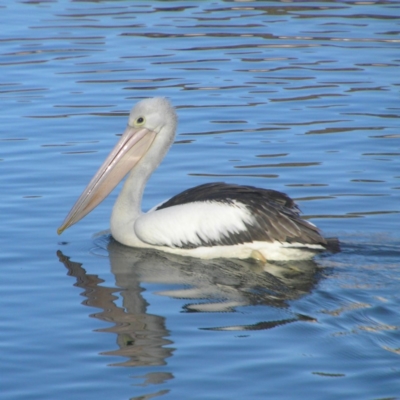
[{"x1": 57, "y1": 236, "x2": 323, "y2": 366}]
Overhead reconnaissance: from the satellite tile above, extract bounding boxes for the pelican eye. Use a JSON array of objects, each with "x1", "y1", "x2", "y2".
[{"x1": 136, "y1": 116, "x2": 145, "y2": 126}]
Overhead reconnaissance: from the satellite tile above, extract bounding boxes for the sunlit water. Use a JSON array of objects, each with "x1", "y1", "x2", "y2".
[{"x1": 1, "y1": 1, "x2": 400, "y2": 399}]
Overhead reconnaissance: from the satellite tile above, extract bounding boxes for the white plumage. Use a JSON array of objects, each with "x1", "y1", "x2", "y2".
[{"x1": 136, "y1": 201, "x2": 253, "y2": 248}]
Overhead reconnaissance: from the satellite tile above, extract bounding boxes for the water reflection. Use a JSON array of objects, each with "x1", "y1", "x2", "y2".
[
  {"x1": 57, "y1": 247, "x2": 173, "y2": 369},
  {"x1": 57, "y1": 237, "x2": 324, "y2": 366}
]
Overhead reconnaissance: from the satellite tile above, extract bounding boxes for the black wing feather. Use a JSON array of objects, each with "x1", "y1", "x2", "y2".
[{"x1": 156, "y1": 182, "x2": 330, "y2": 249}]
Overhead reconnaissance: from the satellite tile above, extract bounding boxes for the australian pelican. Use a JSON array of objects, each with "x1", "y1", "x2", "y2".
[{"x1": 58, "y1": 98, "x2": 337, "y2": 261}]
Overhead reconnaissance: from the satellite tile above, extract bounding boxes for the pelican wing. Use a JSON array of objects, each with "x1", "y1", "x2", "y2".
[{"x1": 134, "y1": 183, "x2": 327, "y2": 249}]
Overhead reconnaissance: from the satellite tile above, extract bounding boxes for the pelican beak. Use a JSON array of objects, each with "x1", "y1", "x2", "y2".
[{"x1": 57, "y1": 125, "x2": 157, "y2": 234}]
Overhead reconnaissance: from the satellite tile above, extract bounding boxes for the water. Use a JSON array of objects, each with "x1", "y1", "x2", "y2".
[{"x1": 1, "y1": 1, "x2": 400, "y2": 399}]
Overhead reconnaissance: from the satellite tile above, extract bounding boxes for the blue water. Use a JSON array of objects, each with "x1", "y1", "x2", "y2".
[{"x1": 1, "y1": 1, "x2": 400, "y2": 399}]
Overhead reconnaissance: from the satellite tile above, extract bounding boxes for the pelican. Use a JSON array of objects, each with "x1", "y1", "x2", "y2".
[{"x1": 58, "y1": 98, "x2": 337, "y2": 261}]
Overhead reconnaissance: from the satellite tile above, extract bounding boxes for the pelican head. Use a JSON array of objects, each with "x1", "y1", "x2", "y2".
[{"x1": 58, "y1": 97, "x2": 178, "y2": 234}]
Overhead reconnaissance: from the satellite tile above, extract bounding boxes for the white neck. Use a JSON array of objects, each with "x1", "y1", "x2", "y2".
[{"x1": 110, "y1": 130, "x2": 174, "y2": 247}]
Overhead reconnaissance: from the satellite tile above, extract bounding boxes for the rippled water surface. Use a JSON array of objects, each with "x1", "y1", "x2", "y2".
[{"x1": 2, "y1": 1, "x2": 400, "y2": 399}]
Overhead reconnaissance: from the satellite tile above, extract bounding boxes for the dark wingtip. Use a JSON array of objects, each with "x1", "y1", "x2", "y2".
[{"x1": 325, "y1": 237, "x2": 340, "y2": 253}]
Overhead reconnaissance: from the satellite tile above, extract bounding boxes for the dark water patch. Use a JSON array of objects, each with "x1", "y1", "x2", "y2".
[
  {"x1": 347, "y1": 210, "x2": 399, "y2": 216},
  {"x1": 58, "y1": 69, "x2": 147, "y2": 75},
  {"x1": 61, "y1": 150, "x2": 98, "y2": 155},
  {"x1": 0, "y1": 138, "x2": 28, "y2": 141},
  {"x1": 351, "y1": 179, "x2": 386, "y2": 183},
  {"x1": 270, "y1": 93, "x2": 348, "y2": 102},
  {"x1": 256, "y1": 153, "x2": 288, "y2": 158},
  {"x1": 236, "y1": 162, "x2": 321, "y2": 169},
  {"x1": 180, "y1": 126, "x2": 283, "y2": 136},
  {"x1": 306, "y1": 126, "x2": 385, "y2": 135},
  {"x1": 276, "y1": 119, "x2": 349, "y2": 126},
  {"x1": 189, "y1": 173, "x2": 279, "y2": 178},
  {"x1": 370, "y1": 134, "x2": 400, "y2": 139},
  {"x1": 287, "y1": 183, "x2": 329, "y2": 187}
]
